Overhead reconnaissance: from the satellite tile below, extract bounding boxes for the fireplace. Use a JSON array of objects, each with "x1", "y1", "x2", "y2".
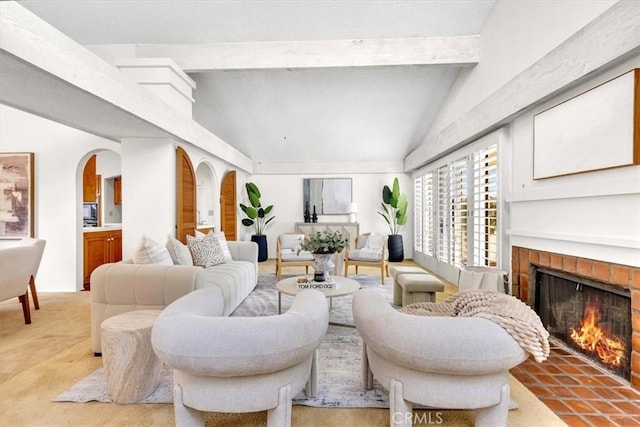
[
  {"x1": 511, "y1": 246, "x2": 640, "y2": 390},
  {"x1": 533, "y1": 267, "x2": 631, "y2": 380}
]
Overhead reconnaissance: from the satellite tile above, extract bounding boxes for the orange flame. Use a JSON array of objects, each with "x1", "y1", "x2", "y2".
[{"x1": 569, "y1": 298, "x2": 626, "y2": 367}]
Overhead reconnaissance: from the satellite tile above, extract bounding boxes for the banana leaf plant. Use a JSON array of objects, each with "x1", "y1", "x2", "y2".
[
  {"x1": 378, "y1": 177, "x2": 408, "y2": 235},
  {"x1": 239, "y1": 182, "x2": 274, "y2": 235}
]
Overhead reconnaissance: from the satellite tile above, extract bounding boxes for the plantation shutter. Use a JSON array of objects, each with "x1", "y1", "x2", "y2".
[
  {"x1": 471, "y1": 145, "x2": 498, "y2": 267},
  {"x1": 414, "y1": 176, "x2": 423, "y2": 253},
  {"x1": 423, "y1": 172, "x2": 434, "y2": 256},
  {"x1": 450, "y1": 158, "x2": 468, "y2": 268},
  {"x1": 436, "y1": 165, "x2": 450, "y2": 263}
]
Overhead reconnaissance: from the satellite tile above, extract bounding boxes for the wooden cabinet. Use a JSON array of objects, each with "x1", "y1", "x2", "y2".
[
  {"x1": 83, "y1": 155, "x2": 97, "y2": 202},
  {"x1": 114, "y1": 176, "x2": 122, "y2": 205},
  {"x1": 83, "y1": 229, "x2": 122, "y2": 289}
]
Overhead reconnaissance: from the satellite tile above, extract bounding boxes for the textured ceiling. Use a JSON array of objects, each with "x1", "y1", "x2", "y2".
[{"x1": 19, "y1": 0, "x2": 497, "y2": 166}]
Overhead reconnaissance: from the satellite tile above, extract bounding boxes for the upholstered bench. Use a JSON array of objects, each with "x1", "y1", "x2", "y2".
[
  {"x1": 390, "y1": 266, "x2": 428, "y2": 305},
  {"x1": 396, "y1": 273, "x2": 444, "y2": 306},
  {"x1": 101, "y1": 310, "x2": 163, "y2": 404}
]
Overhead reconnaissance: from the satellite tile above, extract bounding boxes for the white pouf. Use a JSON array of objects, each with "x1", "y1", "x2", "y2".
[{"x1": 101, "y1": 310, "x2": 162, "y2": 404}]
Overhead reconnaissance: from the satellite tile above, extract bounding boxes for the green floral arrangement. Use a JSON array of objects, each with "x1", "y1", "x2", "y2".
[{"x1": 299, "y1": 231, "x2": 349, "y2": 254}]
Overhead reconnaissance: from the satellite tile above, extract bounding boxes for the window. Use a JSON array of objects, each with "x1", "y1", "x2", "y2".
[
  {"x1": 413, "y1": 172, "x2": 434, "y2": 256},
  {"x1": 414, "y1": 176, "x2": 423, "y2": 253},
  {"x1": 413, "y1": 144, "x2": 498, "y2": 269},
  {"x1": 471, "y1": 147, "x2": 498, "y2": 266},
  {"x1": 450, "y1": 158, "x2": 468, "y2": 268},
  {"x1": 423, "y1": 172, "x2": 434, "y2": 256}
]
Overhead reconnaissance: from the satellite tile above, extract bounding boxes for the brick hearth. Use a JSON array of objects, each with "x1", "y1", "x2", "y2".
[{"x1": 511, "y1": 246, "x2": 640, "y2": 391}]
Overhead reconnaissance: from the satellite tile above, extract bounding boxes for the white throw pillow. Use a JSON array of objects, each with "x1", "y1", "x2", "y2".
[
  {"x1": 279, "y1": 234, "x2": 305, "y2": 250},
  {"x1": 365, "y1": 232, "x2": 386, "y2": 250},
  {"x1": 187, "y1": 234, "x2": 225, "y2": 268},
  {"x1": 133, "y1": 235, "x2": 174, "y2": 265},
  {"x1": 213, "y1": 231, "x2": 233, "y2": 262},
  {"x1": 165, "y1": 236, "x2": 194, "y2": 266}
]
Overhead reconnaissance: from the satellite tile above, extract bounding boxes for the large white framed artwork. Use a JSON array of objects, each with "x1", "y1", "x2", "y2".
[{"x1": 533, "y1": 69, "x2": 639, "y2": 179}]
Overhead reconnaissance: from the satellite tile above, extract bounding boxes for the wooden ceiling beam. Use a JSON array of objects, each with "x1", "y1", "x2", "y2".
[{"x1": 133, "y1": 36, "x2": 479, "y2": 72}]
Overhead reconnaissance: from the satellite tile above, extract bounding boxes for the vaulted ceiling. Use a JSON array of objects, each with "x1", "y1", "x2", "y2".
[{"x1": 18, "y1": 0, "x2": 497, "y2": 167}]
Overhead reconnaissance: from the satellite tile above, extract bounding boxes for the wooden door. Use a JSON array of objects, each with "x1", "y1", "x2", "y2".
[
  {"x1": 176, "y1": 147, "x2": 196, "y2": 243},
  {"x1": 83, "y1": 155, "x2": 97, "y2": 202},
  {"x1": 220, "y1": 170, "x2": 237, "y2": 241}
]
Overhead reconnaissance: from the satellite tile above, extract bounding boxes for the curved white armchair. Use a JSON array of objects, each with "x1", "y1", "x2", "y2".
[
  {"x1": 152, "y1": 288, "x2": 329, "y2": 427},
  {"x1": 353, "y1": 289, "x2": 528, "y2": 427},
  {"x1": 0, "y1": 244, "x2": 41, "y2": 324},
  {"x1": 16, "y1": 238, "x2": 46, "y2": 309}
]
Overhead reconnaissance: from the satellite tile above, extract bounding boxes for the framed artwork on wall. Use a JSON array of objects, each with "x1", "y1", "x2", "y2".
[
  {"x1": 302, "y1": 178, "x2": 352, "y2": 215},
  {"x1": 533, "y1": 68, "x2": 639, "y2": 179},
  {"x1": 0, "y1": 152, "x2": 34, "y2": 239}
]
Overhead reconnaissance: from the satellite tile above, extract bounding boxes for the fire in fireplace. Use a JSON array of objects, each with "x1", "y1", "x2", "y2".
[
  {"x1": 569, "y1": 295, "x2": 626, "y2": 368},
  {"x1": 533, "y1": 267, "x2": 631, "y2": 381}
]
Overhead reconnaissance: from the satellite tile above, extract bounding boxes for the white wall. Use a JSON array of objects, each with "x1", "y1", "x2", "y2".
[
  {"x1": 507, "y1": 56, "x2": 640, "y2": 267},
  {"x1": 0, "y1": 106, "x2": 253, "y2": 292},
  {"x1": 427, "y1": 0, "x2": 617, "y2": 139},
  {"x1": 247, "y1": 173, "x2": 413, "y2": 260},
  {"x1": 0, "y1": 105, "x2": 121, "y2": 292}
]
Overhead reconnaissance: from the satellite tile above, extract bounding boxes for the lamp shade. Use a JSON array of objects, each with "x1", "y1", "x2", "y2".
[{"x1": 348, "y1": 202, "x2": 358, "y2": 213}]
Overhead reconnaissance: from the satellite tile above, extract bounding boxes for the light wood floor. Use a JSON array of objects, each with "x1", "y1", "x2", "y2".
[{"x1": 0, "y1": 260, "x2": 563, "y2": 426}]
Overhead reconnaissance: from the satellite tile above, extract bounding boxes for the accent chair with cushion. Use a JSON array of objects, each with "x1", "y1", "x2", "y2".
[
  {"x1": 0, "y1": 244, "x2": 41, "y2": 324},
  {"x1": 352, "y1": 289, "x2": 529, "y2": 427},
  {"x1": 152, "y1": 287, "x2": 329, "y2": 427},
  {"x1": 275, "y1": 233, "x2": 314, "y2": 280},
  {"x1": 344, "y1": 232, "x2": 388, "y2": 283},
  {"x1": 16, "y1": 238, "x2": 46, "y2": 310}
]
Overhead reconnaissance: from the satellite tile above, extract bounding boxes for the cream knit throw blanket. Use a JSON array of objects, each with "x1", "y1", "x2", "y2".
[{"x1": 402, "y1": 290, "x2": 550, "y2": 363}]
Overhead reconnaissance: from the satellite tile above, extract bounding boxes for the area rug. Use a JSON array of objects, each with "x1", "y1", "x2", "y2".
[{"x1": 53, "y1": 274, "x2": 395, "y2": 407}]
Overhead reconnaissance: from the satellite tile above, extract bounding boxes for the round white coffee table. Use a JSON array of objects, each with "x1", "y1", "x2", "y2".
[{"x1": 276, "y1": 276, "x2": 360, "y2": 319}]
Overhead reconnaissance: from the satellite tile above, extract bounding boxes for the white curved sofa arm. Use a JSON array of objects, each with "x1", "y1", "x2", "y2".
[
  {"x1": 352, "y1": 289, "x2": 527, "y2": 375},
  {"x1": 91, "y1": 263, "x2": 201, "y2": 353},
  {"x1": 152, "y1": 288, "x2": 329, "y2": 376}
]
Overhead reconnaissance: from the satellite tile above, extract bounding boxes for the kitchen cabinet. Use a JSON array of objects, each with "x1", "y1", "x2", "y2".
[
  {"x1": 83, "y1": 229, "x2": 122, "y2": 290},
  {"x1": 114, "y1": 176, "x2": 122, "y2": 205},
  {"x1": 83, "y1": 155, "x2": 97, "y2": 202}
]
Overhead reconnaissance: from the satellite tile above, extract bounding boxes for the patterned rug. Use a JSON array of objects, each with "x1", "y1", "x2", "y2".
[{"x1": 53, "y1": 274, "x2": 396, "y2": 407}]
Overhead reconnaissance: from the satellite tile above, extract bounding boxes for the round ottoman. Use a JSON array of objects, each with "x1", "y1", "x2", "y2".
[{"x1": 101, "y1": 310, "x2": 162, "y2": 404}]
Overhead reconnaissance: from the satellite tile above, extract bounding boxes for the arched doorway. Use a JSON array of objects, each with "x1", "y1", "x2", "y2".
[
  {"x1": 195, "y1": 162, "x2": 217, "y2": 229},
  {"x1": 79, "y1": 149, "x2": 122, "y2": 290}
]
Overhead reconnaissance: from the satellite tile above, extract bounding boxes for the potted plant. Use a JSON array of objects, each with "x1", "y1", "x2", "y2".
[
  {"x1": 239, "y1": 182, "x2": 274, "y2": 262},
  {"x1": 299, "y1": 231, "x2": 349, "y2": 282},
  {"x1": 378, "y1": 177, "x2": 408, "y2": 262}
]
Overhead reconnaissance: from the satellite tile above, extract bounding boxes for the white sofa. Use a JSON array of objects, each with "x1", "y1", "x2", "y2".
[
  {"x1": 91, "y1": 240, "x2": 258, "y2": 354},
  {"x1": 152, "y1": 287, "x2": 328, "y2": 427},
  {"x1": 353, "y1": 289, "x2": 529, "y2": 427}
]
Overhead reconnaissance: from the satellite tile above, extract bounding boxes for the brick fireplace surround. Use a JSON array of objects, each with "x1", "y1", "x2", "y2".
[{"x1": 511, "y1": 246, "x2": 640, "y2": 390}]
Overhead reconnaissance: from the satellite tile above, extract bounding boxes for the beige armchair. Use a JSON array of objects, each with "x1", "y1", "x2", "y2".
[
  {"x1": 344, "y1": 232, "x2": 389, "y2": 283},
  {"x1": 152, "y1": 288, "x2": 329, "y2": 427},
  {"x1": 275, "y1": 233, "x2": 314, "y2": 280},
  {"x1": 16, "y1": 238, "x2": 46, "y2": 309},
  {"x1": 0, "y1": 244, "x2": 41, "y2": 324},
  {"x1": 353, "y1": 289, "x2": 529, "y2": 427}
]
